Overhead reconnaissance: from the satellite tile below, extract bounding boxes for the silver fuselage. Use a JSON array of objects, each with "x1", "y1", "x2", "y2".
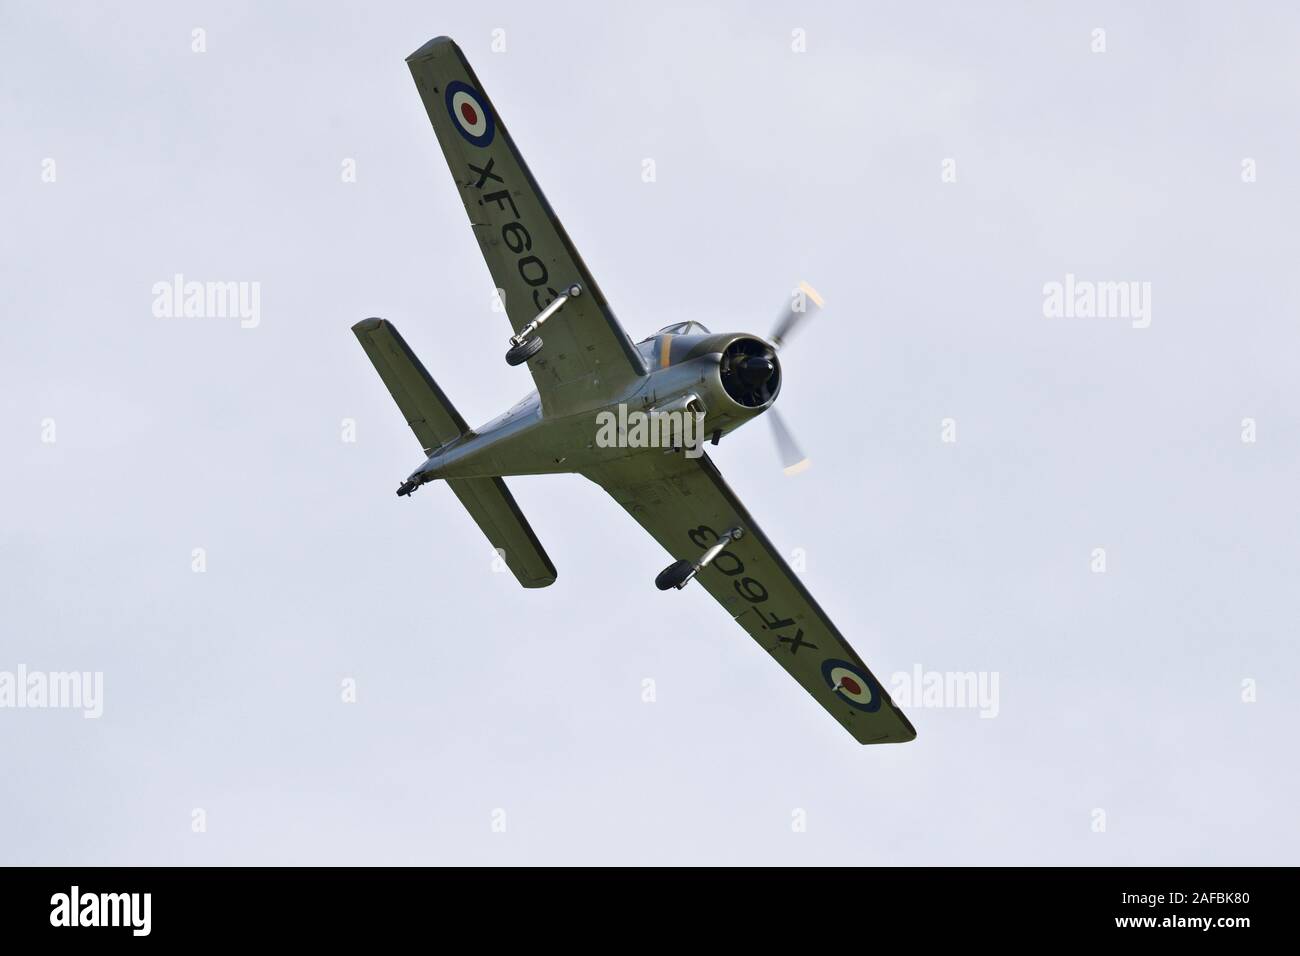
[{"x1": 411, "y1": 333, "x2": 777, "y2": 481}]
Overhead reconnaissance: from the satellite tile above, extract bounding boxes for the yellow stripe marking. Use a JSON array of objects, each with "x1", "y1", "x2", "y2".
[{"x1": 660, "y1": 334, "x2": 673, "y2": 368}]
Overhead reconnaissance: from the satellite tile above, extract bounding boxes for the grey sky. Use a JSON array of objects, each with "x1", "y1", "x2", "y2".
[{"x1": 2, "y1": 1, "x2": 1297, "y2": 864}]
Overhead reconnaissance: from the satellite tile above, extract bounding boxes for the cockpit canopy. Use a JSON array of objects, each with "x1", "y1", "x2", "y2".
[
  {"x1": 635, "y1": 320, "x2": 720, "y2": 367},
  {"x1": 656, "y1": 321, "x2": 711, "y2": 336}
]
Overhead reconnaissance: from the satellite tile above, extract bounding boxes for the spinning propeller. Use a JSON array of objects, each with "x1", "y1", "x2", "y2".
[{"x1": 760, "y1": 281, "x2": 823, "y2": 475}]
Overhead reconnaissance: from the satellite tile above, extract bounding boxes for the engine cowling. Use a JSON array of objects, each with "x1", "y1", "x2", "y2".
[{"x1": 719, "y1": 336, "x2": 781, "y2": 408}]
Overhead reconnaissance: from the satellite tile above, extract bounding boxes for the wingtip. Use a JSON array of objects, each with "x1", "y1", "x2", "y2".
[
  {"x1": 783, "y1": 458, "x2": 812, "y2": 477},
  {"x1": 407, "y1": 35, "x2": 458, "y2": 63},
  {"x1": 858, "y1": 726, "x2": 918, "y2": 745}
]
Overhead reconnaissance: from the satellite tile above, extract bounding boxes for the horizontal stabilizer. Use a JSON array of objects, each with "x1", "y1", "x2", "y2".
[
  {"x1": 352, "y1": 317, "x2": 556, "y2": 589},
  {"x1": 352, "y1": 317, "x2": 467, "y2": 456},
  {"x1": 445, "y1": 477, "x2": 557, "y2": 588}
]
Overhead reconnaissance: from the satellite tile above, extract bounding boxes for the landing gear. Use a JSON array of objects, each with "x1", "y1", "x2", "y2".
[
  {"x1": 504, "y1": 336, "x2": 544, "y2": 366},
  {"x1": 504, "y1": 283, "x2": 581, "y2": 366},
  {"x1": 655, "y1": 526, "x2": 744, "y2": 590},
  {"x1": 655, "y1": 559, "x2": 697, "y2": 590}
]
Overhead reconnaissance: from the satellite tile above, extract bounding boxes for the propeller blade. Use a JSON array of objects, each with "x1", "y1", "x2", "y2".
[
  {"x1": 769, "y1": 280, "x2": 824, "y2": 351},
  {"x1": 768, "y1": 408, "x2": 810, "y2": 476}
]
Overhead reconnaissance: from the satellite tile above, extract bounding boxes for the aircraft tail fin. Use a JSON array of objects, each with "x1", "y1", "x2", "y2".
[{"x1": 352, "y1": 318, "x2": 557, "y2": 588}]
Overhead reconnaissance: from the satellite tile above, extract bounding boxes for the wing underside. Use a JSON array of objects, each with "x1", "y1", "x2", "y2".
[
  {"x1": 406, "y1": 37, "x2": 645, "y2": 416},
  {"x1": 586, "y1": 452, "x2": 916, "y2": 744}
]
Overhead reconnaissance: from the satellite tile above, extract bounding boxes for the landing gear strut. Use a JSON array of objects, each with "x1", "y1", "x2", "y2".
[
  {"x1": 505, "y1": 283, "x2": 581, "y2": 366},
  {"x1": 656, "y1": 526, "x2": 744, "y2": 590}
]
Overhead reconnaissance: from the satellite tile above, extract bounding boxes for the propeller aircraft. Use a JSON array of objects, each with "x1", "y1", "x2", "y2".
[{"x1": 353, "y1": 37, "x2": 915, "y2": 744}]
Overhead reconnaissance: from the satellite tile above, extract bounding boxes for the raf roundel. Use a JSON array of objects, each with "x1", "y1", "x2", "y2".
[
  {"x1": 445, "y1": 81, "x2": 495, "y2": 148},
  {"x1": 821, "y1": 659, "x2": 883, "y2": 713}
]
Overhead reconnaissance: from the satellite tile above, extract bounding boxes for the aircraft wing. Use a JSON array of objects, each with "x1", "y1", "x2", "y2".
[
  {"x1": 406, "y1": 37, "x2": 646, "y2": 417},
  {"x1": 586, "y1": 453, "x2": 916, "y2": 744}
]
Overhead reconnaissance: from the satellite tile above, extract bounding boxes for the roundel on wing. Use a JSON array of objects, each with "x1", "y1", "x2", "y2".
[
  {"x1": 821, "y1": 658, "x2": 883, "y2": 713},
  {"x1": 444, "y1": 81, "x2": 495, "y2": 147}
]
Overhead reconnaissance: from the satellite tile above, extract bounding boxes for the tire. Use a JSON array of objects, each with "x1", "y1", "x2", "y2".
[
  {"x1": 505, "y1": 337, "x2": 544, "y2": 366},
  {"x1": 655, "y1": 559, "x2": 697, "y2": 591}
]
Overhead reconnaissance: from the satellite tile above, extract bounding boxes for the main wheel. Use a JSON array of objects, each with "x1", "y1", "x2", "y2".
[
  {"x1": 655, "y1": 559, "x2": 697, "y2": 591},
  {"x1": 505, "y1": 337, "x2": 544, "y2": 366}
]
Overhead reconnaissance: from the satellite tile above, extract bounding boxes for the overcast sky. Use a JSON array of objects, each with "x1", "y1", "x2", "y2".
[{"x1": 2, "y1": 1, "x2": 1297, "y2": 865}]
